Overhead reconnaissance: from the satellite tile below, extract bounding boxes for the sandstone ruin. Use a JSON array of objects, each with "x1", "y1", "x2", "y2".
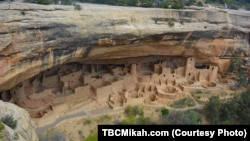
[{"x1": 0, "y1": 56, "x2": 245, "y2": 119}]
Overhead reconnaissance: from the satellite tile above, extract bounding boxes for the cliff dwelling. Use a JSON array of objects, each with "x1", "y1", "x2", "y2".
[{"x1": 0, "y1": 56, "x2": 244, "y2": 118}]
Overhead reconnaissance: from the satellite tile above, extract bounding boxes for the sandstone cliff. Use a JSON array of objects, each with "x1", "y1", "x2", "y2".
[
  {"x1": 0, "y1": 2, "x2": 249, "y2": 91},
  {"x1": 0, "y1": 100, "x2": 38, "y2": 141}
]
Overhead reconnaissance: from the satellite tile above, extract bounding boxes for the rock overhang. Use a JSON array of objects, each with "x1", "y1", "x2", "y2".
[{"x1": 0, "y1": 2, "x2": 250, "y2": 91}]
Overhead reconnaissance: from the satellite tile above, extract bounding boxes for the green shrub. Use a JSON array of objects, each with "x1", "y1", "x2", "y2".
[
  {"x1": 245, "y1": 4, "x2": 250, "y2": 10},
  {"x1": 85, "y1": 132, "x2": 97, "y2": 141},
  {"x1": 197, "y1": 1, "x2": 203, "y2": 6},
  {"x1": 61, "y1": 0, "x2": 72, "y2": 5},
  {"x1": 204, "y1": 96, "x2": 221, "y2": 124},
  {"x1": 228, "y1": 4, "x2": 240, "y2": 10},
  {"x1": 186, "y1": 0, "x2": 196, "y2": 5},
  {"x1": 121, "y1": 105, "x2": 152, "y2": 125},
  {"x1": 0, "y1": 122, "x2": 4, "y2": 139},
  {"x1": 205, "y1": 91, "x2": 250, "y2": 124},
  {"x1": 1, "y1": 115, "x2": 17, "y2": 129},
  {"x1": 124, "y1": 105, "x2": 144, "y2": 117},
  {"x1": 160, "y1": 0, "x2": 184, "y2": 9},
  {"x1": 140, "y1": 0, "x2": 153, "y2": 7},
  {"x1": 0, "y1": 122, "x2": 4, "y2": 131},
  {"x1": 194, "y1": 89, "x2": 203, "y2": 94},
  {"x1": 120, "y1": 116, "x2": 136, "y2": 125},
  {"x1": 229, "y1": 57, "x2": 247, "y2": 86},
  {"x1": 196, "y1": 95, "x2": 201, "y2": 99},
  {"x1": 172, "y1": 1, "x2": 184, "y2": 9},
  {"x1": 21, "y1": 10, "x2": 25, "y2": 16},
  {"x1": 160, "y1": 1, "x2": 170, "y2": 8},
  {"x1": 168, "y1": 21, "x2": 175, "y2": 27},
  {"x1": 161, "y1": 108, "x2": 169, "y2": 116},
  {"x1": 83, "y1": 119, "x2": 92, "y2": 125},
  {"x1": 162, "y1": 110, "x2": 201, "y2": 124},
  {"x1": 35, "y1": 0, "x2": 53, "y2": 4},
  {"x1": 74, "y1": 4, "x2": 82, "y2": 10}
]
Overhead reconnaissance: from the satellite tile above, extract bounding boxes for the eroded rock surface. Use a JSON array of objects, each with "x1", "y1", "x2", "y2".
[
  {"x1": 0, "y1": 100, "x2": 38, "y2": 141},
  {"x1": 0, "y1": 2, "x2": 249, "y2": 91}
]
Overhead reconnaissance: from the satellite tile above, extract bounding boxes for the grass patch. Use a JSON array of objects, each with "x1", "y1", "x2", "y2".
[{"x1": 84, "y1": 132, "x2": 97, "y2": 141}]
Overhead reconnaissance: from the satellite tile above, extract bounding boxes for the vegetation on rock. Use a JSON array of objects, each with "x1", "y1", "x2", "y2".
[
  {"x1": 204, "y1": 91, "x2": 250, "y2": 124},
  {"x1": 229, "y1": 57, "x2": 247, "y2": 87},
  {"x1": 168, "y1": 20, "x2": 175, "y2": 27},
  {"x1": 1, "y1": 114, "x2": 17, "y2": 129},
  {"x1": 0, "y1": 122, "x2": 4, "y2": 139},
  {"x1": 84, "y1": 131, "x2": 97, "y2": 141},
  {"x1": 197, "y1": 1, "x2": 203, "y2": 6},
  {"x1": 74, "y1": 3, "x2": 82, "y2": 10}
]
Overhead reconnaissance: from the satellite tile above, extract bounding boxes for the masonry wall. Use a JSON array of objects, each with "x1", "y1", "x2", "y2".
[
  {"x1": 96, "y1": 85, "x2": 112, "y2": 102},
  {"x1": 42, "y1": 75, "x2": 60, "y2": 88},
  {"x1": 123, "y1": 75, "x2": 136, "y2": 91},
  {"x1": 83, "y1": 75, "x2": 93, "y2": 85},
  {"x1": 60, "y1": 71, "x2": 82, "y2": 89},
  {"x1": 198, "y1": 70, "x2": 210, "y2": 81},
  {"x1": 91, "y1": 79, "x2": 104, "y2": 88},
  {"x1": 154, "y1": 64, "x2": 161, "y2": 74},
  {"x1": 185, "y1": 57, "x2": 195, "y2": 80},
  {"x1": 209, "y1": 66, "x2": 218, "y2": 82},
  {"x1": 111, "y1": 80, "x2": 124, "y2": 93},
  {"x1": 11, "y1": 85, "x2": 26, "y2": 101}
]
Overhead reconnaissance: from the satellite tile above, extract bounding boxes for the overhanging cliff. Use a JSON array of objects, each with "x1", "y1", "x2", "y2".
[{"x1": 0, "y1": 2, "x2": 250, "y2": 91}]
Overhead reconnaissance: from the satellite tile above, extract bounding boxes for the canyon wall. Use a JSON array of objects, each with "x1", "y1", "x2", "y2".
[{"x1": 0, "y1": 2, "x2": 250, "y2": 91}]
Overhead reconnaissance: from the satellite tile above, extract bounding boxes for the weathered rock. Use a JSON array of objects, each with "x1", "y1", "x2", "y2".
[
  {"x1": 0, "y1": 2, "x2": 249, "y2": 91},
  {"x1": 0, "y1": 100, "x2": 39, "y2": 141}
]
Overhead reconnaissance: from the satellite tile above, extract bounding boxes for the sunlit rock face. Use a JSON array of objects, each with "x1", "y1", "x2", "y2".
[
  {"x1": 0, "y1": 100, "x2": 39, "y2": 141},
  {"x1": 0, "y1": 2, "x2": 249, "y2": 91}
]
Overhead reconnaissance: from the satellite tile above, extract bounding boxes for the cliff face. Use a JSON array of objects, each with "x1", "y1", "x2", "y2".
[
  {"x1": 0, "y1": 100, "x2": 38, "y2": 141},
  {"x1": 0, "y1": 2, "x2": 249, "y2": 91}
]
